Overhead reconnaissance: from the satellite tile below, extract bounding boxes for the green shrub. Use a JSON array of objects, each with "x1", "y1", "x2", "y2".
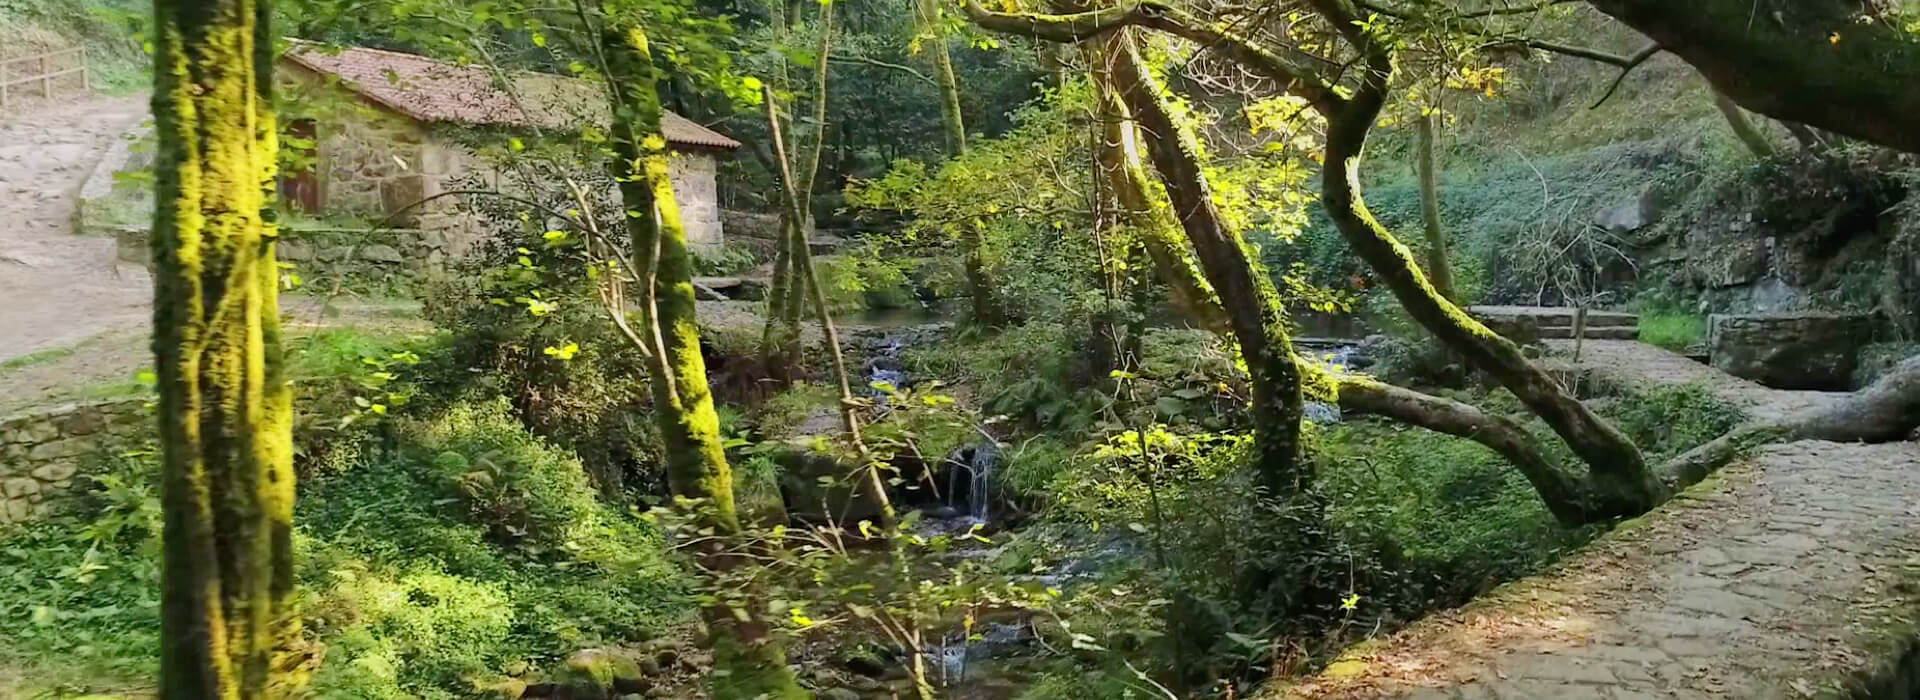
[
  {"x1": 752, "y1": 382, "x2": 840, "y2": 438},
  {"x1": 1000, "y1": 437, "x2": 1075, "y2": 501},
  {"x1": 691, "y1": 243, "x2": 762, "y2": 276},
  {"x1": 295, "y1": 402, "x2": 687, "y2": 697}
]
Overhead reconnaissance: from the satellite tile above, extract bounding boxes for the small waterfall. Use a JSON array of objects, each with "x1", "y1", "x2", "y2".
[
  {"x1": 934, "y1": 634, "x2": 968, "y2": 686},
  {"x1": 864, "y1": 334, "x2": 909, "y2": 401},
  {"x1": 968, "y1": 441, "x2": 997, "y2": 522},
  {"x1": 941, "y1": 441, "x2": 998, "y2": 523}
]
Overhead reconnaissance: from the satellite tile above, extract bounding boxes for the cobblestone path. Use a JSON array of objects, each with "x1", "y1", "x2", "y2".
[
  {"x1": 1273, "y1": 342, "x2": 1920, "y2": 699},
  {"x1": 0, "y1": 96, "x2": 150, "y2": 362}
]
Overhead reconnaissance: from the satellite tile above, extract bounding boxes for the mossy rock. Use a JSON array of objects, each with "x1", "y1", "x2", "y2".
[{"x1": 553, "y1": 648, "x2": 650, "y2": 698}]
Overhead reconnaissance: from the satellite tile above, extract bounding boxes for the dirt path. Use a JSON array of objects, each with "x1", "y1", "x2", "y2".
[
  {"x1": 1273, "y1": 341, "x2": 1920, "y2": 699},
  {"x1": 0, "y1": 95, "x2": 151, "y2": 364}
]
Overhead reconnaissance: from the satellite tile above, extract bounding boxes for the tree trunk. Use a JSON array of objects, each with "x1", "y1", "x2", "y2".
[
  {"x1": 153, "y1": 0, "x2": 300, "y2": 696},
  {"x1": 603, "y1": 25, "x2": 808, "y2": 700},
  {"x1": 1710, "y1": 90, "x2": 1775, "y2": 159},
  {"x1": 914, "y1": 0, "x2": 1002, "y2": 328},
  {"x1": 763, "y1": 2, "x2": 836, "y2": 383},
  {"x1": 1319, "y1": 51, "x2": 1667, "y2": 518},
  {"x1": 917, "y1": 0, "x2": 967, "y2": 159},
  {"x1": 1414, "y1": 112, "x2": 1456, "y2": 301},
  {"x1": 762, "y1": 220, "x2": 799, "y2": 383},
  {"x1": 1102, "y1": 35, "x2": 1307, "y2": 494},
  {"x1": 1091, "y1": 61, "x2": 1229, "y2": 334},
  {"x1": 1583, "y1": 0, "x2": 1920, "y2": 154},
  {"x1": 762, "y1": 81, "x2": 900, "y2": 534}
]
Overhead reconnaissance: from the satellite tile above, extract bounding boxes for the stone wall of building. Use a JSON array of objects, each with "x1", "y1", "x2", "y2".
[
  {"x1": 0, "y1": 399, "x2": 149, "y2": 525},
  {"x1": 667, "y1": 152, "x2": 724, "y2": 251},
  {"x1": 278, "y1": 226, "x2": 451, "y2": 292}
]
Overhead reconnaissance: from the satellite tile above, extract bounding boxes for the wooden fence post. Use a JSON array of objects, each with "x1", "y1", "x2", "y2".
[{"x1": 39, "y1": 55, "x2": 50, "y2": 98}]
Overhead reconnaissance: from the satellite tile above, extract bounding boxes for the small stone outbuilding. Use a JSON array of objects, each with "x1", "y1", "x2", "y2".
[{"x1": 277, "y1": 41, "x2": 739, "y2": 252}]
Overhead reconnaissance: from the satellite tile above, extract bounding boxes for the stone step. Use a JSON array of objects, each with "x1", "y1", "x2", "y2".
[
  {"x1": 1537, "y1": 325, "x2": 1638, "y2": 340},
  {"x1": 1466, "y1": 305, "x2": 1638, "y2": 328},
  {"x1": 692, "y1": 276, "x2": 768, "y2": 301}
]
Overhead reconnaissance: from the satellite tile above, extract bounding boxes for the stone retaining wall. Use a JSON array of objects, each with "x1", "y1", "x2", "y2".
[
  {"x1": 0, "y1": 399, "x2": 148, "y2": 524},
  {"x1": 1709, "y1": 312, "x2": 1875, "y2": 390}
]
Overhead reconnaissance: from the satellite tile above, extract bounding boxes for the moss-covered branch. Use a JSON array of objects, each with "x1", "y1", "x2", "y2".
[
  {"x1": 1103, "y1": 34, "x2": 1308, "y2": 494},
  {"x1": 961, "y1": 0, "x2": 1338, "y2": 108}
]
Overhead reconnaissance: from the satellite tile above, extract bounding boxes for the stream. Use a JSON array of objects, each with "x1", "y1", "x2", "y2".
[{"x1": 826, "y1": 310, "x2": 1375, "y2": 696}]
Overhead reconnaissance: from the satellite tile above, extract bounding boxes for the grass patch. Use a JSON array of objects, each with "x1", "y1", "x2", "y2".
[
  {"x1": 0, "y1": 346, "x2": 76, "y2": 372},
  {"x1": 1637, "y1": 312, "x2": 1708, "y2": 352}
]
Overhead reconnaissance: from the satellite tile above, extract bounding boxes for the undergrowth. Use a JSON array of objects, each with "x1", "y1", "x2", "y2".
[{"x1": 0, "y1": 400, "x2": 688, "y2": 699}]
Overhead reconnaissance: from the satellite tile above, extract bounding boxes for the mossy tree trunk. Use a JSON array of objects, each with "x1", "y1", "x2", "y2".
[
  {"x1": 152, "y1": 0, "x2": 300, "y2": 696},
  {"x1": 1089, "y1": 40, "x2": 1228, "y2": 335},
  {"x1": 1100, "y1": 35, "x2": 1307, "y2": 495},
  {"x1": 762, "y1": 4, "x2": 836, "y2": 384},
  {"x1": 602, "y1": 25, "x2": 809, "y2": 700},
  {"x1": 1414, "y1": 111, "x2": 1456, "y2": 301}
]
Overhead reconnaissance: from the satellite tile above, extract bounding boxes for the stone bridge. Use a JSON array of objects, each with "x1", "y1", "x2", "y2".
[{"x1": 1270, "y1": 340, "x2": 1920, "y2": 699}]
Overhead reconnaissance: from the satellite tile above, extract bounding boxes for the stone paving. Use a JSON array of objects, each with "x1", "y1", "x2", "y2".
[
  {"x1": 1272, "y1": 342, "x2": 1920, "y2": 699},
  {"x1": 1545, "y1": 339, "x2": 1841, "y2": 422}
]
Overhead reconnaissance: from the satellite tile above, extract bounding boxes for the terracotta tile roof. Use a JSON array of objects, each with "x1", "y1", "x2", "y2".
[{"x1": 282, "y1": 40, "x2": 740, "y2": 150}]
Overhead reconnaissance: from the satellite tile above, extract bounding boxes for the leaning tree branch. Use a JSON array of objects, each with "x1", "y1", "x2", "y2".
[
  {"x1": 1481, "y1": 37, "x2": 1640, "y2": 66},
  {"x1": 1587, "y1": 43, "x2": 1659, "y2": 108},
  {"x1": 961, "y1": 0, "x2": 1341, "y2": 108},
  {"x1": 1357, "y1": 0, "x2": 1578, "y2": 20},
  {"x1": 1331, "y1": 373, "x2": 1597, "y2": 525}
]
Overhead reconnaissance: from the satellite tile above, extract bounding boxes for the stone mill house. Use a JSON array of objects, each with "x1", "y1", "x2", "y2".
[{"x1": 274, "y1": 41, "x2": 740, "y2": 264}]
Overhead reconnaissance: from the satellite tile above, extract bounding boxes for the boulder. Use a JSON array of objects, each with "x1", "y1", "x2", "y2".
[
  {"x1": 555, "y1": 648, "x2": 649, "y2": 698},
  {"x1": 1594, "y1": 187, "x2": 1659, "y2": 234},
  {"x1": 691, "y1": 276, "x2": 769, "y2": 301},
  {"x1": 1709, "y1": 312, "x2": 1874, "y2": 390}
]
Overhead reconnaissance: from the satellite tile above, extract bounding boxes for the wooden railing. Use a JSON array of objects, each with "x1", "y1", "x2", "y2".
[{"x1": 0, "y1": 47, "x2": 89, "y2": 111}]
